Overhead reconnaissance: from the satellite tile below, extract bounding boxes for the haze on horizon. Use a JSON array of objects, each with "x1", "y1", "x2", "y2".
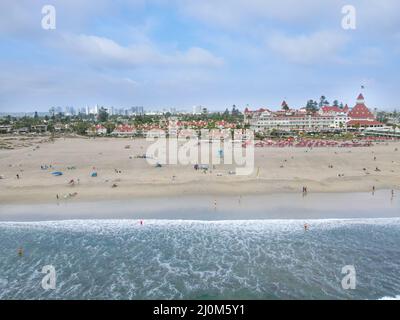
[{"x1": 1, "y1": 0, "x2": 400, "y2": 112}]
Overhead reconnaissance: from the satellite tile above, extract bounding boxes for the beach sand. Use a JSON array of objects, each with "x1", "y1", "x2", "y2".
[{"x1": 0, "y1": 136, "x2": 399, "y2": 205}]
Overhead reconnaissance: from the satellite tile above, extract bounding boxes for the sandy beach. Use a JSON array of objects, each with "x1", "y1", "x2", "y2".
[{"x1": 0, "y1": 136, "x2": 399, "y2": 205}]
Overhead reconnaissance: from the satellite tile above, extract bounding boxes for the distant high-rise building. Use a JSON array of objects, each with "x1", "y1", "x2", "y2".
[
  {"x1": 65, "y1": 106, "x2": 76, "y2": 116},
  {"x1": 55, "y1": 107, "x2": 63, "y2": 114},
  {"x1": 130, "y1": 106, "x2": 144, "y2": 115},
  {"x1": 193, "y1": 105, "x2": 203, "y2": 115}
]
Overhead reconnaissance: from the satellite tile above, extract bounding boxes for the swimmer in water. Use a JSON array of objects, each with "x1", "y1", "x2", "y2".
[{"x1": 18, "y1": 247, "x2": 23, "y2": 257}]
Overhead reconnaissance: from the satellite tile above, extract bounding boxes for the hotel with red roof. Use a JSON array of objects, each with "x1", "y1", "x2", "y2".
[{"x1": 248, "y1": 94, "x2": 383, "y2": 133}]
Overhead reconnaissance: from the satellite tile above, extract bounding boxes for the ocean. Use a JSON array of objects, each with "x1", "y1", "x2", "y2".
[{"x1": 1, "y1": 218, "x2": 400, "y2": 300}]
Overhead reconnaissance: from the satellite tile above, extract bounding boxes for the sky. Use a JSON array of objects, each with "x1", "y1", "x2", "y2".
[{"x1": 0, "y1": 0, "x2": 400, "y2": 112}]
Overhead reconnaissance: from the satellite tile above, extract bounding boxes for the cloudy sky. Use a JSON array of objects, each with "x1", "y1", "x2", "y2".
[{"x1": 1, "y1": 0, "x2": 400, "y2": 112}]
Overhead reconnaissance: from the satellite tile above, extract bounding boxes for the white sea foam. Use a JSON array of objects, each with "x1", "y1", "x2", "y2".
[
  {"x1": 379, "y1": 295, "x2": 400, "y2": 300},
  {"x1": 2, "y1": 217, "x2": 400, "y2": 227},
  {"x1": 1, "y1": 217, "x2": 399, "y2": 300}
]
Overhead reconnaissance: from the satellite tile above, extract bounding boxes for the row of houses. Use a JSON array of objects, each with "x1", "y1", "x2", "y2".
[
  {"x1": 88, "y1": 119, "x2": 240, "y2": 137},
  {"x1": 0, "y1": 124, "x2": 49, "y2": 134},
  {"x1": 247, "y1": 94, "x2": 384, "y2": 133},
  {"x1": 88, "y1": 123, "x2": 250, "y2": 140}
]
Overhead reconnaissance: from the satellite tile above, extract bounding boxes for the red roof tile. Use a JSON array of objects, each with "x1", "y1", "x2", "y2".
[
  {"x1": 321, "y1": 106, "x2": 343, "y2": 113},
  {"x1": 348, "y1": 103, "x2": 375, "y2": 120},
  {"x1": 347, "y1": 120, "x2": 383, "y2": 126}
]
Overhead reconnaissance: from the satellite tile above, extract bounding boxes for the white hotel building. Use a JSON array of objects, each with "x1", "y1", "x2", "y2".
[
  {"x1": 247, "y1": 94, "x2": 385, "y2": 133},
  {"x1": 248, "y1": 106, "x2": 349, "y2": 133}
]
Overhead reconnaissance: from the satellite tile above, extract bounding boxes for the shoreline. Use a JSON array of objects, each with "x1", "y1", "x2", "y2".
[{"x1": 1, "y1": 190, "x2": 399, "y2": 222}]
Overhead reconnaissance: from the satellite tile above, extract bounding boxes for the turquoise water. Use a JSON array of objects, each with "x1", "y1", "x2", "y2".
[{"x1": 0, "y1": 218, "x2": 400, "y2": 300}]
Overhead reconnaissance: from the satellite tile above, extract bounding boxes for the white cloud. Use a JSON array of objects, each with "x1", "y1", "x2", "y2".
[
  {"x1": 267, "y1": 30, "x2": 349, "y2": 65},
  {"x1": 0, "y1": 0, "x2": 147, "y2": 39},
  {"x1": 176, "y1": 47, "x2": 224, "y2": 67},
  {"x1": 59, "y1": 33, "x2": 224, "y2": 68},
  {"x1": 176, "y1": 0, "x2": 334, "y2": 28}
]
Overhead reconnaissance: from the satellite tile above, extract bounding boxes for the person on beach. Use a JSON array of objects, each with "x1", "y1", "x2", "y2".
[
  {"x1": 56, "y1": 194, "x2": 59, "y2": 200},
  {"x1": 304, "y1": 223, "x2": 309, "y2": 231},
  {"x1": 16, "y1": 174, "x2": 20, "y2": 179}
]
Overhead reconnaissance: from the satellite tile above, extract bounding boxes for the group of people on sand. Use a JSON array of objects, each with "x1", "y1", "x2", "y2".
[
  {"x1": 56, "y1": 192, "x2": 78, "y2": 200},
  {"x1": 68, "y1": 178, "x2": 80, "y2": 186},
  {"x1": 372, "y1": 186, "x2": 396, "y2": 199}
]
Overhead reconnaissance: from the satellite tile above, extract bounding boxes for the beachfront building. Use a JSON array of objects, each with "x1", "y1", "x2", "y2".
[
  {"x1": 319, "y1": 105, "x2": 349, "y2": 116},
  {"x1": 54, "y1": 123, "x2": 69, "y2": 133},
  {"x1": 112, "y1": 124, "x2": 137, "y2": 136},
  {"x1": 15, "y1": 127, "x2": 30, "y2": 134},
  {"x1": 0, "y1": 125, "x2": 13, "y2": 134},
  {"x1": 346, "y1": 94, "x2": 383, "y2": 129},
  {"x1": 249, "y1": 108, "x2": 344, "y2": 133},
  {"x1": 111, "y1": 123, "x2": 167, "y2": 137},
  {"x1": 248, "y1": 94, "x2": 381, "y2": 133},
  {"x1": 31, "y1": 124, "x2": 48, "y2": 133},
  {"x1": 87, "y1": 124, "x2": 107, "y2": 136}
]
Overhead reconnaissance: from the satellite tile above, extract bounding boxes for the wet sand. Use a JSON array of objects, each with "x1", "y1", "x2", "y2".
[{"x1": 0, "y1": 190, "x2": 399, "y2": 221}]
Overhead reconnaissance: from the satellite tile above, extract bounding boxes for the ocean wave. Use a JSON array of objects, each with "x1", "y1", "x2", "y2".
[{"x1": 1, "y1": 217, "x2": 400, "y2": 233}]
